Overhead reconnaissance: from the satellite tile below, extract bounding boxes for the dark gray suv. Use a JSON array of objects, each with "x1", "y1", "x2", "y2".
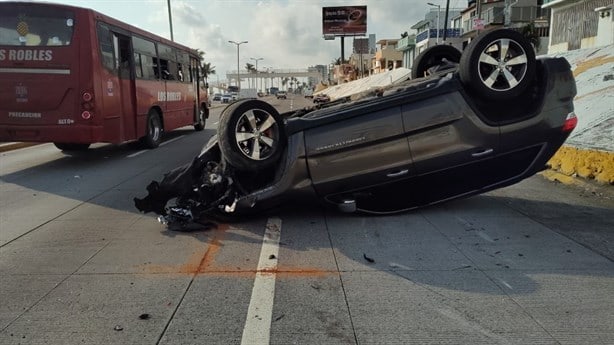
[{"x1": 135, "y1": 29, "x2": 578, "y2": 227}]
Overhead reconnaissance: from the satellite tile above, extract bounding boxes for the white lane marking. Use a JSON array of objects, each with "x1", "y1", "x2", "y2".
[
  {"x1": 241, "y1": 217, "x2": 282, "y2": 345},
  {"x1": 127, "y1": 150, "x2": 147, "y2": 158},
  {"x1": 126, "y1": 135, "x2": 186, "y2": 158},
  {"x1": 160, "y1": 135, "x2": 185, "y2": 146}
]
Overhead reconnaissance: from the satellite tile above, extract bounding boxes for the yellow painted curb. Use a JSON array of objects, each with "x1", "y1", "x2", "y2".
[
  {"x1": 546, "y1": 145, "x2": 614, "y2": 185},
  {"x1": 0, "y1": 142, "x2": 41, "y2": 153}
]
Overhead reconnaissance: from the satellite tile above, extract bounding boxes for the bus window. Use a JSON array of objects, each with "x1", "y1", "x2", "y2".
[
  {"x1": 97, "y1": 23, "x2": 116, "y2": 71},
  {"x1": 177, "y1": 52, "x2": 190, "y2": 83},
  {"x1": 132, "y1": 36, "x2": 157, "y2": 80},
  {"x1": 0, "y1": 5, "x2": 74, "y2": 46},
  {"x1": 157, "y1": 43, "x2": 175, "y2": 80},
  {"x1": 116, "y1": 34, "x2": 132, "y2": 79}
]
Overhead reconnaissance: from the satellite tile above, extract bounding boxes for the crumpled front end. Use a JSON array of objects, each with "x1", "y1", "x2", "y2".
[{"x1": 133, "y1": 142, "x2": 240, "y2": 226}]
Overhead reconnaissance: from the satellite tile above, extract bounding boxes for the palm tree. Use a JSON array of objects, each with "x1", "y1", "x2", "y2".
[
  {"x1": 197, "y1": 49, "x2": 215, "y2": 87},
  {"x1": 201, "y1": 62, "x2": 216, "y2": 84},
  {"x1": 281, "y1": 77, "x2": 289, "y2": 90}
]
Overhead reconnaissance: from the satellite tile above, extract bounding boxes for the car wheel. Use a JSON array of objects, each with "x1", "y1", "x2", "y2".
[
  {"x1": 411, "y1": 45, "x2": 461, "y2": 79},
  {"x1": 141, "y1": 110, "x2": 163, "y2": 148},
  {"x1": 218, "y1": 99, "x2": 286, "y2": 171},
  {"x1": 194, "y1": 104, "x2": 206, "y2": 131},
  {"x1": 459, "y1": 28, "x2": 536, "y2": 101},
  {"x1": 54, "y1": 143, "x2": 90, "y2": 151}
]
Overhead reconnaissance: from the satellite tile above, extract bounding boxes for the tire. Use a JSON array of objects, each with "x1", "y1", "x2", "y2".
[
  {"x1": 459, "y1": 28, "x2": 536, "y2": 101},
  {"x1": 411, "y1": 45, "x2": 461, "y2": 79},
  {"x1": 218, "y1": 99, "x2": 286, "y2": 171},
  {"x1": 194, "y1": 104, "x2": 207, "y2": 131},
  {"x1": 141, "y1": 110, "x2": 163, "y2": 148},
  {"x1": 54, "y1": 143, "x2": 90, "y2": 151}
]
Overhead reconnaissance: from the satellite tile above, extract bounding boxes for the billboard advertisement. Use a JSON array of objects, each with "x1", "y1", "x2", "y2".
[{"x1": 322, "y1": 6, "x2": 367, "y2": 36}]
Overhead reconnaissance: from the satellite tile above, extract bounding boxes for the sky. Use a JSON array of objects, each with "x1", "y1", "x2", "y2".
[{"x1": 3, "y1": 0, "x2": 468, "y2": 82}]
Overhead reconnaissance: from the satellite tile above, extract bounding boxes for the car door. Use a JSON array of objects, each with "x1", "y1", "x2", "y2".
[
  {"x1": 304, "y1": 103, "x2": 414, "y2": 200},
  {"x1": 402, "y1": 91, "x2": 500, "y2": 203}
]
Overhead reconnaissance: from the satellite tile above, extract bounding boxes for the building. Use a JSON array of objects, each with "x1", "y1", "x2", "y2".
[
  {"x1": 396, "y1": 34, "x2": 416, "y2": 71},
  {"x1": 542, "y1": 0, "x2": 614, "y2": 53},
  {"x1": 412, "y1": 7, "x2": 464, "y2": 55},
  {"x1": 371, "y1": 39, "x2": 403, "y2": 74},
  {"x1": 458, "y1": 0, "x2": 550, "y2": 54}
]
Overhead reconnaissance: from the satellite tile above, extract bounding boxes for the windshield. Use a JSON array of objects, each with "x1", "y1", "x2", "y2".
[{"x1": 0, "y1": 4, "x2": 75, "y2": 46}]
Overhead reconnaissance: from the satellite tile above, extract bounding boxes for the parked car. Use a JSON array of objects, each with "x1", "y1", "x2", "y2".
[
  {"x1": 313, "y1": 94, "x2": 330, "y2": 104},
  {"x1": 221, "y1": 94, "x2": 232, "y2": 103},
  {"x1": 135, "y1": 29, "x2": 578, "y2": 227},
  {"x1": 276, "y1": 91, "x2": 287, "y2": 99},
  {"x1": 212, "y1": 93, "x2": 222, "y2": 101}
]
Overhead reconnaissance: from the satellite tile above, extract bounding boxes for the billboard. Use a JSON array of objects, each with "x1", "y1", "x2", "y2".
[{"x1": 322, "y1": 6, "x2": 367, "y2": 36}]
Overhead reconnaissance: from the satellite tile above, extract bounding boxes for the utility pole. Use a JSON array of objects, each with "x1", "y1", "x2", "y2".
[
  {"x1": 476, "y1": 0, "x2": 482, "y2": 34},
  {"x1": 443, "y1": 0, "x2": 450, "y2": 42}
]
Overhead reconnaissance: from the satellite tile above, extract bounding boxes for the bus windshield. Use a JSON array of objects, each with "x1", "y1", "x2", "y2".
[{"x1": 0, "y1": 4, "x2": 74, "y2": 46}]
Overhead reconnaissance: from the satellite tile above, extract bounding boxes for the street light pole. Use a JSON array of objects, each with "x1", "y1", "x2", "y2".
[
  {"x1": 427, "y1": 2, "x2": 440, "y2": 44},
  {"x1": 251, "y1": 57, "x2": 263, "y2": 92},
  {"x1": 228, "y1": 40, "x2": 248, "y2": 90},
  {"x1": 167, "y1": 0, "x2": 174, "y2": 41}
]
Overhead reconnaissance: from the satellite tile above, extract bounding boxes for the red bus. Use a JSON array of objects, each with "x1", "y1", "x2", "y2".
[{"x1": 0, "y1": 2, "x2": 209, "y2": 151}]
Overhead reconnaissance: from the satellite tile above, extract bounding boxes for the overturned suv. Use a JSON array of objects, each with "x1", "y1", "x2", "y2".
[{"x1": 135, "y1": 29, "x2": 578, "y2": 227}]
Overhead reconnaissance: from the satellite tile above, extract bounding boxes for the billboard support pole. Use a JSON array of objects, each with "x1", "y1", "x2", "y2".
[{"x1": 341, "y1": 36, "x2": 345, "y2": 63}]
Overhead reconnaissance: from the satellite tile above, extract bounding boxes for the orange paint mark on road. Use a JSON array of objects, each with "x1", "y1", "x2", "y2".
[
  {"x1": 136, "y1": 222, "x2": 335, "y2": 278},
  {"x1": 137, "y1": 224, "x2": 228, "y2": 275}
]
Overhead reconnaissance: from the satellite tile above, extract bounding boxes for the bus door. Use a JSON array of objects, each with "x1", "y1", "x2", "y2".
[{"x1": 114, "y1": 33, "x2": 136, "y2": 141}]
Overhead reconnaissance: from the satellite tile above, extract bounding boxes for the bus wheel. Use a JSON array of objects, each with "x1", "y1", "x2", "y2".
[
  {"x1": 194, "y1": 105, "x2": 206, "y2": 131},
  {"x1": 54, "y1": 143, "x2": 90, "y2": 151},
  {"x1": 142, "y1": 111, "x2": 163, "y2": 148}
]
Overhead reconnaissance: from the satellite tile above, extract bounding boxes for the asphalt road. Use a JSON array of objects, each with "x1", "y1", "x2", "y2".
[{"x1": 1, "y1": 95, "x2": 613, "y2": 345}]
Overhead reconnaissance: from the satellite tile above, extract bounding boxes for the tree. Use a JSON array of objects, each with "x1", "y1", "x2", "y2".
[
  {"x1": 197, "y1": 49, "x2": 215, "y2": 86},
  {"x1": 245, "y1": 63, "x2": 256, "y2": 73},
  {"x1": 332, "y1": 57, "x2": 349, "y2": 65},
  {"x1": 520, "y1": 23, "x2": 540, "y2": 51},
  {"x1": 401, "y1": 31, "x2": 409, "y2": 38},
  {"x1": 201, "y1": 62, "x2": 216, "y2": 84}
]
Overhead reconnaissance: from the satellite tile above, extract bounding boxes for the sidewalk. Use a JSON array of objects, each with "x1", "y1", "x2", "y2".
[{"x1": 545, "y1": 44, "x2": 614, "y2": 185}]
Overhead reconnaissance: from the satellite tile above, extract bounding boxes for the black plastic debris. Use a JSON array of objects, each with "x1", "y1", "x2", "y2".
[{"x1": 363, "y1": 253, "x2": 375, "y2": 263}]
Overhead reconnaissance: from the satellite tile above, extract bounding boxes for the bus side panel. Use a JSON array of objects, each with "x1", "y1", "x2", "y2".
[
  {"x1": 162, "y1": 81, "x2": 195, "y2": 131},
  {"x1": 134, "y1": 79, "x2": 164, "y2": 138},
  {"x1": 96, "y1": 65, "x2": 123, "y2": 143}
]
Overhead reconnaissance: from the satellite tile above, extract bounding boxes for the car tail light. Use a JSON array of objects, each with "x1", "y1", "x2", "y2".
[{"x1": 562, "y1": 112, "x2": 577, "y2": 132}]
